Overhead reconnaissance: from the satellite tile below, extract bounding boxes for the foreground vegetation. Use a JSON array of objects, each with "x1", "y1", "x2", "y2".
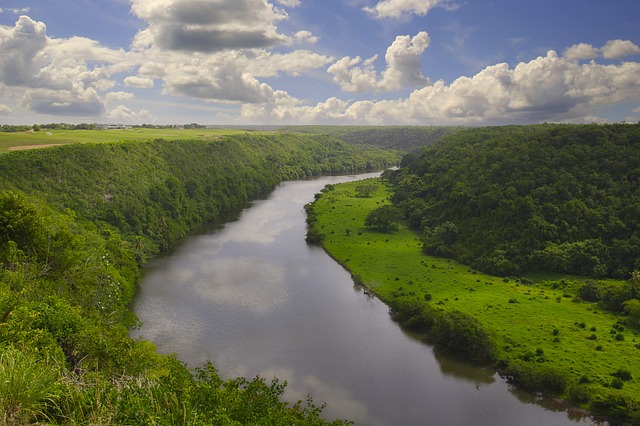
[{"x1": 0, "y1": 132, "x2": 399, "y2": 424}]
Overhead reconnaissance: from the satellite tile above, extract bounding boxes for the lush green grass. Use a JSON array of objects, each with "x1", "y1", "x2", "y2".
[
  {"x1": 310, "y1": 178, "x2": 640, "y2": 417},
  {"x1": 0, "y1": 128, "x2": 248, "y2": 152}
]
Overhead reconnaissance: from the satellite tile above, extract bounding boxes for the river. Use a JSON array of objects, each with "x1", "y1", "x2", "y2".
[{"x1": 133, "y1": 172, "x2": 602, "y2": 426}]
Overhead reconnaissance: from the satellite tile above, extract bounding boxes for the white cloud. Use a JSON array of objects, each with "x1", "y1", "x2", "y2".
[
  {"x1": 130, "y1": 0, "x2": 291, "y2": 52},
  {"x1": 106, "y1": 91, "x2": 135, "y2": 104},
  {"x1": 107, "y1": 105, "x2": 156, "y2": 123},
  {"x1": 364, "y1": 0, "x2": 455, "y2": 19},
  {"x1": 124, "y1": 75, "x2": 155, "y2": 88},
  {"x1": 601, "y1": 39, "x2": 640, "y2": 59},
  {"x1": 328, "y1": 32, "x2": 431, "y2": 92},
  {"x1": 0, "y1": 103, "x2": 11, "y2": 115},
  {"x1": 564, "y1": 39, "x2": 640, "y2": 60},
  {"x1": 275, "y1": 0, "x2": 301, "y2": 6},
  {"x1": 294, "y1": 30, "x2": 319, "y2": 45},
  {"x1": 244, "y1": 50, "x2": 640, "y2": 125},
  {"x1": 563, "y1": 43, "x2": 599, "y2": 60},
  {"x1": 0, "y1": 16, "x2": 131, "y2": 117},
  {"x1": 0, "y1": 8, "x2": 31, "y2": 14},
  {"x1": 246, "y1": 50, "x2": 333, "y2": 77}
]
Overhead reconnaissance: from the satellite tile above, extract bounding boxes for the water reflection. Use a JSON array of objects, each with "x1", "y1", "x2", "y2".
[{"x1": 134, "y1": 173, "x2": 602, "y2": 426}]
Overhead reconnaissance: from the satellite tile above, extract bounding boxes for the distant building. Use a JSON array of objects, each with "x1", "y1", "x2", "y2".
[{"x1": 96, "y1": 124, "x2": 132, "y2": 130}]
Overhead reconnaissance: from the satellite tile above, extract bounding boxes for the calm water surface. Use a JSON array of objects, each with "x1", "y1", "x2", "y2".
[{"x1": 134, "y1": 173, "x2": 602, "y2": 426}]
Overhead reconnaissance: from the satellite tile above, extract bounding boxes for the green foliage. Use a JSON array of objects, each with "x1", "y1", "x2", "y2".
[
  {"x1": 355, "y1": 182, "x2": 378, "y2": 198},
  {"x1": 432, "y1": 310, "x2": 497, "y2": 363},
  {"x1": 502, "y1": 360, "x2": 569, "y2": 394},
  {"x1": 277, "y1": 125, "x2": 461, "y2": 152},
  {"x1": 365, "y1": 205, "x2": 405, "y2": 232},
  {"x1": 306, "y1": 176, "x2": 640, "y2": 423},
  {"x1": 390, "y1": 123, "x2": 640, "y2": 278},
  {"x1": 0, "y1": 348, "x2": 60, "y2": 425},
  {"x1": 0, "y1": 133, "x2": 396, "y2": 424}
]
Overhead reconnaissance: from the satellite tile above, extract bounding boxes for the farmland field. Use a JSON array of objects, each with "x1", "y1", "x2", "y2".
[{"x1": 0, "y1": 128, "x2": 249, "y2": 152}]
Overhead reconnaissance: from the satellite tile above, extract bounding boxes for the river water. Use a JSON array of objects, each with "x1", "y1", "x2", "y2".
[{"x1": 133, "y1": 173, "x2": 601, "y2": 426}]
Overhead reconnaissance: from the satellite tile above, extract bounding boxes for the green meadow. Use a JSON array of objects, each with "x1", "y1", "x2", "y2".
[
  {"x1": 0, "y1": 127, "x2": 247, "y2": 152},
  {"x1": 309, "y1": 178, "x2": 640, "y2": 415}
]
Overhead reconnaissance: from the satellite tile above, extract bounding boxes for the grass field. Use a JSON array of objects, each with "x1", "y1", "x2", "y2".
[
  {"x1": 310, "y1": 178, "x2": 640, "y2": 408},
  {"x1": 0, "y1": 128, "x2": 250, "y2": 152}
]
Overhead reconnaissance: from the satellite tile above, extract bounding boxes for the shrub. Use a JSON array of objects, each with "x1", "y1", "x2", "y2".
[
  {"x1": 611, "y1": 369, "x2": 633, "y2": 381},
  {"x1": 502, "y1": 360, "x2": 569, "y2": 394},
  {"x1": 432, "y1": 310, "x2": 497, "y2": 363}
]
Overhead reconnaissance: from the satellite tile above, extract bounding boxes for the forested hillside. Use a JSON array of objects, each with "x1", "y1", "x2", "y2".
[
  {"x1": 278, "y1": 125, "x2": 460, "y2": 151},
  {"x1": 390, "y1": 124, "x2": 640, "y2": 279},
  {"x1": 0, "y1": 133, "x2": 397, "y2": 424}
]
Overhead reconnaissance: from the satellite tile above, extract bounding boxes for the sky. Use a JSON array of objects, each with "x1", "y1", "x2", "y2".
[{"x1": 0, "y1": 0, "x2": 639, "y2": 126}]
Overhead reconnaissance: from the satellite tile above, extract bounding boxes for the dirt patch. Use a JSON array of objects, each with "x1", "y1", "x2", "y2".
[{"x1": 8, "y1": 144, "x2": 65, "y2": 151}]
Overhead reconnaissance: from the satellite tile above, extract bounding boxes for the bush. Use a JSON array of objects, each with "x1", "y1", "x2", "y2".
[
  {"x1": 502, "y1": 360, "x2": 569, "y2": 394},
  {"x1": 432, "y1": 310, "x2": 497, "y2": 363},
  {"x1": 611, "y1": 369, "x2": 633, "y2": 381}
]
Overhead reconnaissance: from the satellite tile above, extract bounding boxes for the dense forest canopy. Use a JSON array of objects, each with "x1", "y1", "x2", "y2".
[
  {"x1": 278, "y1": 126, "x2": 461, "y2": 152},
  {"x1": 390, "y1": 123, "x2": 640, "y2": 279}
]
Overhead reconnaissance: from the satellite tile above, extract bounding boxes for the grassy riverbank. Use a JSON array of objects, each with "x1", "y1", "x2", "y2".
[{"x1": 307, "y1": 178, "x2": 640, "y2": 422}]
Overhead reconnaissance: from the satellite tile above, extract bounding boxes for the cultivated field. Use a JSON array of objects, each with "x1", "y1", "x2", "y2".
[{"x1": 0, "y1": 128, "x2": 249, "y2": 153}]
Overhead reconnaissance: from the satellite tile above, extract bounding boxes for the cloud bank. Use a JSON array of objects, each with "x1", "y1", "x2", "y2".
[
  {"x1": 243, "y1": 51, "x2": 640, "y2": 125},
  {"x1": 0, "y1": 0, "x2": 637, "y2": 125}
]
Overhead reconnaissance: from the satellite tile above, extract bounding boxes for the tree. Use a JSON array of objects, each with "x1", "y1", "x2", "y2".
[
  {"x1": 630, "y1": 269, "x2": 640, "y2": 299},
  {"x1": 623, "y1": 299, "x2": 640, "y2": 330},
  {"x1": 355, "y1": 183, "x2": 378, "y2": 198},
  {"x1": 364, "y1": 205, "x2": 404, "y2": 232}
]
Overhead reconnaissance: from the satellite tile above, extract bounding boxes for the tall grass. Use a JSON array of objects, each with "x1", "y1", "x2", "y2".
[{"x1": 0, "y1": 348, "x2": 59, "y2": 425}]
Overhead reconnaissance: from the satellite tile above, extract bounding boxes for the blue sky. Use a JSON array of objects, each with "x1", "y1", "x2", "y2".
[{"x1": 0, "y1": 0, "x2": 638, "y2": 125}]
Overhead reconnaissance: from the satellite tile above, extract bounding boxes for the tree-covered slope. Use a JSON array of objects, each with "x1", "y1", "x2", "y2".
[
  {"x1": 0, "y1": 133, "x2": 398, "y2": 254},
  {"x1": 278, "y1": 125, "x2": 461, "y2": 151},
  {"x1": 0, "y1": 133, "x2": 397, "y2": 424},
  {"x1": 391, "y1": 124, "x2": 640, "y2": 278}
]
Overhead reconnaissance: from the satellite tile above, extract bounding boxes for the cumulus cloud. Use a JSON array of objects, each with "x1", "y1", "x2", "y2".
[
  {"x1": 106, "y1": 92, "x2": 135, "y2": 104},
  {"x1": 563, "y1": 43, "x2": 600, "y2": 60},
  {"x1": 294, "y1": 30, "x2": 319, "y2": 45},
  {"x1": 328, "y1": 32, "x2": 431, "y2": 92},
  {"x1": 107, "y1": 105, "x2": 155, "y2": 123},
  {"x1": 132, "y1": 43, "x2": 331, "y2": 102},
  {"x1": 0, "y1": 103, "x2": 11, "y2": 115},
  {"x1": 364, "y1": 0, "x2": 456, "y2": 19},
  {"x1": 124, "y1": 75, "x2": 155, "y2": 88},
  {"x1": 243, "y1": 50, "x2": 640, "y2": 125},
  {"x1": 0, "y1": 15, "x2": 130, "y2": 118},
  {"x1": 564, "y1": 39, "x2": 640, "y2": 60},
  {"x1": 130, "y1": 0, "x2": 290, "y2": 52},
  {"x1": 246, "y1": 49, "x2": 333, "y2": 77},
  {"x1": 602, "y1": 39, "x2": 640, "y2": 59}
]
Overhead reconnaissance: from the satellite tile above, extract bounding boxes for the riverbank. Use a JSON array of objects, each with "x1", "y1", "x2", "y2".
[{"x1": 306, "y1": 177, "x2": 640, "y2": 424}]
